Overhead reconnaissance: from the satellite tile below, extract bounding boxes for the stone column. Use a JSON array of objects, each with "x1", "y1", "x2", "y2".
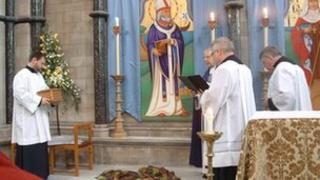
[
  {"x1": 89, "y1": 0, "x2": 109, "y2": 125},
  {"x1": 5, "y1": 0, "x2": 15, "y2": 124},
  {"x1": 0, "y1": 0, "x2": 5, "y2": 125},
  {"x1": 30, "y1": 0, "x2": 45, "y2": 51},
  {"x1": 225, "y1": 1, "x2": 243, "y2": 57}
]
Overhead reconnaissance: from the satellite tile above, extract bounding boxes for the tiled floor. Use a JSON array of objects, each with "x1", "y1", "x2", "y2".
[{"x1": 48, "y1": 164, "x2": 203, "y2": 180}]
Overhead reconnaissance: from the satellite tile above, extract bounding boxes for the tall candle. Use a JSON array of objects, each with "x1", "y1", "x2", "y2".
[
  {"x1": 115, "y1": 17, "x2": 120, "y2": 75},
  {"x1": 210, "y1": 12, "x2": 216, "y2": 42},
  {"x1": 262, "y1": 8, "x2": 268, "y2": 47},
  {"x1": 204, "y1": 107, "x2": 214, "y2": 133},
  {"x1": 264, "y1": 26, "x2": 268, "y2": 47}
]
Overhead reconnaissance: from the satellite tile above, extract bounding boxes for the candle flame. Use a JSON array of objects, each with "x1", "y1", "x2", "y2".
[
  {"x1": 210, "y1": 12, "x2": 215, "y2": 21},
  {"x1": 115, "y1": 17, "x2": 119, "y2": 26},
  {"x1": 263, "y1": 7, "x2": 268, "y2": 18}
]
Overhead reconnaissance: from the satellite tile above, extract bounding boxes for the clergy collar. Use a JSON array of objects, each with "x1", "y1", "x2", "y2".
[
  {"x1": 26, "y1": 65, "x2": 38, "y2": 74},
  {"x1": 219, "y1": 54, "x2": 243, "y2": 66},
  {"x1": 154, "y1": 20, "x2": 176, "y2": 34},
  {"x1": 273, "y1": 56, "x2": 295, "y2": 68}
]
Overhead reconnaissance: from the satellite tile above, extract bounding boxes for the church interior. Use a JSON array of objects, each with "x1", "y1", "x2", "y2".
[{"x1": 0, "y1": 0, "x2": 320, "y2": 179}]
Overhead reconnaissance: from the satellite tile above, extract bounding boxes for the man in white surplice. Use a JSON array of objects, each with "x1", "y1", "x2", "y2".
[
  {"x1": 199, "y1": 37, "x2": 256, "y2": 179},
  {"x1": 259, "y1": 46, "x2": 312, "y2": 111},
  {"x1": 11, "y1": 51, "x2": 51, "y2": 179}
]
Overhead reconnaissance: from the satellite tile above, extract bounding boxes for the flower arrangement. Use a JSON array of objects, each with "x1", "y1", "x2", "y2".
[{"x1": 39, "y1": 29, "x2": 81, "y2": 109}]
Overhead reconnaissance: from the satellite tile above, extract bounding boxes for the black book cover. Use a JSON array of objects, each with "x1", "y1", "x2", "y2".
[{"x1": 179, "y1": 75, "x2": 209, "y2": 93}]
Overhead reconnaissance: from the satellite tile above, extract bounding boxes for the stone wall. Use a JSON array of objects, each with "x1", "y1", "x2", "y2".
[
  {"x1": 45, "y1": 0, "x2": 94, "y2": 124},
  {"x1": 15, "y1": 0, "x2": 31, "y2": 72},
  {"x1": 10, "y1": 0, "x2": 94, "y2": 127},
  {"x1": 10, "y1": 0, "x2": 251, "y2": 126},
  {"x1": 0, "y1": 0, "x2": 5, "y2": 125}
]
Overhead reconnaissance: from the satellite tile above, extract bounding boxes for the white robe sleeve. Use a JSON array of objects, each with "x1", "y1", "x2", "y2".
[
  {"x1": 239, "y1": 66, "x2": 256, "y2": 122},
  {"x1": 200, "y1": 66, "x2": 233, "y2": 117},
  {"x1": 270, "y1": 68, "x2": 295, "y2": 110},
  {"x1": 13, "y1": 72, "x2": 42, "y2": 114},
  {"x1": 295, "y1": 67, "x2": 312, "y2": 110}
]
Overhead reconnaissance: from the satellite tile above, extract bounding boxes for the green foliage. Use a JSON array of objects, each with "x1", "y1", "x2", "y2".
[
  {"x1": 140, "y1": 25, "x2": 147, "y2": 34},
  {"x1": 39, "y1": 28, "x2": 81, "y2": 109}
]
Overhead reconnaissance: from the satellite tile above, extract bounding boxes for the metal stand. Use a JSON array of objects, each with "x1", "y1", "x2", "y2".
[
  {"x1": 111, "y1": 75, "x2": 127, "y2": 138},
  {"x1": 56, "y1": 105, "x2": 61, "y2": 135},
  {"x1": 197, "y1": 131, "x2": 222, "y2": 180}
]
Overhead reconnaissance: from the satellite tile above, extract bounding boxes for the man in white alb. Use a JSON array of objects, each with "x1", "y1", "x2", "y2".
[
  {"x1": 12, "y1": 51, "x2": 51, "y2": 179},
  {"x1": 259, "y1": 46, "x2": 312, "y2": 111},
  {"x1": 200, "y1": 37, "x2": 256, "y2": 179}
]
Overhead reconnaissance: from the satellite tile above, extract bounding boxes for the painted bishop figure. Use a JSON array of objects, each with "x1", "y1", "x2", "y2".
[{"x1": 145, "y1": 0, "x2": 187, "y2": 117}]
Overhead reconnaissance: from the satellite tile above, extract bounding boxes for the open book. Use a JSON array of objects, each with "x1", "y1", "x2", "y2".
[
  {"x1": 154, "y1": 39, "x2": 168, "y2": 54},
  {"x1": 179, "y1": 75, "x2": 209, "y2": 93}
]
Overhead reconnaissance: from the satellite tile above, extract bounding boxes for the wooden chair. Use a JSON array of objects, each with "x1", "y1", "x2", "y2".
[{"x1": 49, "y1": 122, "x2": 93, "y2": 176}]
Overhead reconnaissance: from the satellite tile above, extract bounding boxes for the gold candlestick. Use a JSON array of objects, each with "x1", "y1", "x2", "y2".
[
  {"x1": 208, "y1": 20, "x2": 217, "y2": 30},
  {"x1": 111, "y1": 75, "x2": 127, "y2": 138},
  {"x1": 197, "y1": 131, "x2": 222, "y2": 180}
]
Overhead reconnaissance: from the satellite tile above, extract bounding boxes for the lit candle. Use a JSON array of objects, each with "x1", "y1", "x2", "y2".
[
  {"x1": 209, "y1": 11, "x2": 216, "y2": 42},
  {"x1": 204, "y1": 107, "x2": 214, "y2": 133},
  {"x1": 262, "y1": 8, "x2": 268, "y2": 47},
  {"x1": 115, "y1": 17, "x2": 119, "y2": 26},
  {"x1": 263, "y1": 7, "x2": 268, "y2": 19},
  {"x1": 210, "y1": 12, "x2": 215, "y2": 21},
  {"x1": 115, "y1": 17, "x2": 120, "y2": 75}
]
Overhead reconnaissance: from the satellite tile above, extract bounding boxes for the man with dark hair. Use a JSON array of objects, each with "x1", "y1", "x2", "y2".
[
  {"x1": 11, "y1": 51, "x2": 52, "y2": 179},
  {"x1": 260, "y1": 46, "x2": 312, "y2": 111}
]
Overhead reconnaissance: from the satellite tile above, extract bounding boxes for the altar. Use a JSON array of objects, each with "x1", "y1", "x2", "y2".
[{"x1": 237, "y1": 111, "x2": 320, "y2": 179}]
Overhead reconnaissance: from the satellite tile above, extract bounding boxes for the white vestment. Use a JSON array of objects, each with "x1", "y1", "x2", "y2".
[
  {"x1": 268, "y1": 61, "x2": 312, "y2": 111},
  {"x1": 200, "y1": 60, "x2": 256, "y2": 168},
  {"x1": 11, "y1": 68, "x2": 51, "y2": 145}
]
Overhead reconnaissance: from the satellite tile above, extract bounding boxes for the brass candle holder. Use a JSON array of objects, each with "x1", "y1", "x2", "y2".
[
  {"x1": 113, "y1": 26, "x2": 120, "y2": 34},
  {"x1": 208, "y1": 20, "x2": 217, "y2": 30},
  {"x1": 197, "y1": 131, "x2": 223, "y2": 180},
  {"x1": 111, "y1": 75, "x2": 127, "y2": 138},
  {"x1": 262, "y1": 17, "x2": 269, "y2": 28}
]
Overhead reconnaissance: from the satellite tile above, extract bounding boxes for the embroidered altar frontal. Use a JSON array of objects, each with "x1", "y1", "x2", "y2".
[{"x1": 237, "y1": 116, "x2": 320, "y2": 179}]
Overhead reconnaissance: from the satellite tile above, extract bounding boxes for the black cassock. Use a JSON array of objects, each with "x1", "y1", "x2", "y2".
[
  {"x1": 189, "y1": 97, "x2": 202, "y2": 167},
  {"x1": 189, "y1": 68, "x2": 211, "y2": 167},
  {"x1": 15, "y1": 142, "x2": 49, "y2": 179}
]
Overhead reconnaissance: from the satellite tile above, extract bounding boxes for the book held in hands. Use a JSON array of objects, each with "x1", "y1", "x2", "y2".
[{"x1": 179, "y1": 75, "x2": 209, "y2": 93}]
